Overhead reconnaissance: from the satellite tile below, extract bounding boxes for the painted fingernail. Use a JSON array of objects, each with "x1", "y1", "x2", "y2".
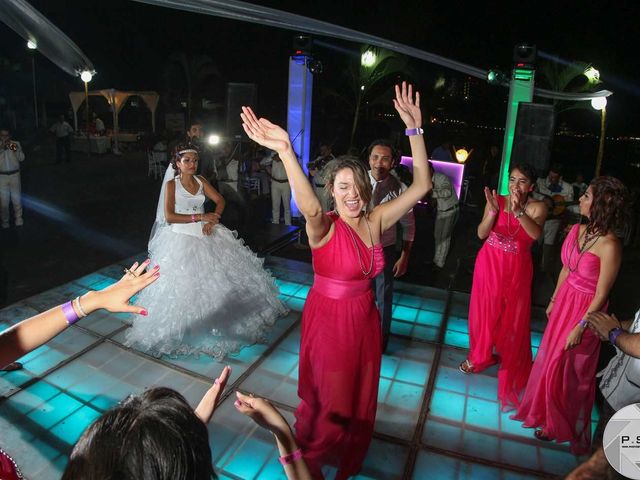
[
  {"x1": 214, "y1": 378, "x2": 219, "y2": 384},
  {"x1": 234, "y1": 400, "x2": 241, "y2": 408},
  {"x1": 140, "y1": 309, "x2": 148, "y2": 316},
  {"x1": 154, "y1": 272, "x2": 160, "y2": 277},
  {"x1": 153, "y1": 265, "x2": 160, "y2": 270}
]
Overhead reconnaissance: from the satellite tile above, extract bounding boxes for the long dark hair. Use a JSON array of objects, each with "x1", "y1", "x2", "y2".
[
  {"x1": 62, "y1": 387, "x2": 217, "y2": 480},
  {"x1": 587, "y1": 176, "x2": 629, "y2": 236}
]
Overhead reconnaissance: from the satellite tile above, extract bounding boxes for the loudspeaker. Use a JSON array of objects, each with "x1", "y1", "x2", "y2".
[
  {"x1": 511, "y1": 102, "x2": 555, "y2": 176},
  {"x1": 226, "y1": 83, "x2": 257, "y2": 138},
  {"x1": 513, "y1": 44, "x2": 536, "y2": 68}
]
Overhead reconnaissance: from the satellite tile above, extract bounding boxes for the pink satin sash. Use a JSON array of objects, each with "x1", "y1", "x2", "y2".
[{"x1": 312, "y1": 274, "x2": 371, "y2": 300}]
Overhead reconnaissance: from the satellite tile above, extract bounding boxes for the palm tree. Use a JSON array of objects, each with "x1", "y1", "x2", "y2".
[
  {"x1": 538, "y1": 60, "x2": 602, "y2": 115},
  {"x1": 162, "y1": 53, "x2": 221, "y2": 122}
]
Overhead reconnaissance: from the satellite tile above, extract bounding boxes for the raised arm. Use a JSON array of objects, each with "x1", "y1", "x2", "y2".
[
  {"x1": 371, "y1": 82, "x2": 432, "y2": 233},
  {"x1": 0, "y1": 261, "x2": 158, "y2": 367},
  {"x1": 241, "y1": 107, "x2": 332, "y2": 244}
]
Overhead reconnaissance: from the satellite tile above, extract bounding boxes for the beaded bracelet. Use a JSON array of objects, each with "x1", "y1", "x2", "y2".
[
  {"x1": 61, "y1": 301, "x2": 80, "y2": 325},
  {"x1": 578, "y1": 319, "x2": 588, "y2": 328},
  {"x1": 279, "y1": 449, "x2": 303, "y2": 466}
]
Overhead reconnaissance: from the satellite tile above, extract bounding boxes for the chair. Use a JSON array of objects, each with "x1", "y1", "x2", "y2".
[
  {"x1": 148, "y1": 151, "x2": 166, "y2": 179},
  {"x1": 243, "y1": 176, "x2": 261, "y2": 196}
]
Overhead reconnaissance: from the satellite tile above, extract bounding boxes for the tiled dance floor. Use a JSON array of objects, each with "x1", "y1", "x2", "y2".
[{"x1": 0, "y1": 256, "x2": 590, "y2": 479}]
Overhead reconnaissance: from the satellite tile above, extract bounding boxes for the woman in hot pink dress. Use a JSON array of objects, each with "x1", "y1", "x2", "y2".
[
  {"x1": 241, "y1": 82, "x2": 432, "y2": 479},
  {"x1": 460, "y1": 163, "x2": 547, "y2": 411},
  {"x1": 513, "y1": 176, "x2": 628, "y2": 454}
]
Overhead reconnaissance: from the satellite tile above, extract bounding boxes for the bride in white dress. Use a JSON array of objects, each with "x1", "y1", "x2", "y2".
[{"x1": 126, "y1": 142, "x2": 287, "y2": 359}]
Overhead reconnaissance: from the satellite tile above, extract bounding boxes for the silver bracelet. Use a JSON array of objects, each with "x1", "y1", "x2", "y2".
[{"x1": 74, "y1": 296, "x2": 88, "y2": 318}]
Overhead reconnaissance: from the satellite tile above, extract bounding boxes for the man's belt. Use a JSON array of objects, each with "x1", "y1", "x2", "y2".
[
  {"x1": 0, "y1": 170, "x2": 19, "y2": 175},
  {"x1": 272, "y1": 178, "x2": 289, "y2": 183}
]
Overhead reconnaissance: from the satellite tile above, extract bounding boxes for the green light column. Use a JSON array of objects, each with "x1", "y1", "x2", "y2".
[{"x1": 497, "y1": 68, "x2": 535, "y2": 195}]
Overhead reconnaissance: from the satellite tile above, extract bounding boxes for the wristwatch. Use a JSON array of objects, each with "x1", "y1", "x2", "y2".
[
  {"x1": 515, "y1": 208, "x2": 526, "y2": 218},
  {"x1": 608, "y1": 327, "x2": 624, "y2": 346},
  {"x1": 405, "y1": 127, "x2": 424, "y2": 136}
]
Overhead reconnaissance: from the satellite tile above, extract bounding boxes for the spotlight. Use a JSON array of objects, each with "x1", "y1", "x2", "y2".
[
  {"x1": 486, "y1": 69, "x2": 507, "y2": 85},
  {"x1": 308, "y1": 58, "x2": 323, "y2": 75},
  {"x1": 208, "y1": 134, "x2": 221, "y2": 146}
]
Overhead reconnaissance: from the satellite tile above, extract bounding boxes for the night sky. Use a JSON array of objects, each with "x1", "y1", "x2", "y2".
[{"x1": 1, "y1": 0, "x2": 639, "y2": 134}]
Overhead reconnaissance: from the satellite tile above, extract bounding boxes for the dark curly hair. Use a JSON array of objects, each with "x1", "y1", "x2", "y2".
[
  {"x1": 586, "y1": 176, "x2": 629, "y2": 236},
  {"x1": 509, "y1": 162, "x2": 537, "y2": 185},
  {"x1": 171, "y1": 141, "x2": 200, "y2": 175}
]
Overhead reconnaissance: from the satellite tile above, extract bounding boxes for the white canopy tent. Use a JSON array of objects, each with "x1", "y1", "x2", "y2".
[{"x1": 69, "y1": 89, "x2": 160, "y2": 153}]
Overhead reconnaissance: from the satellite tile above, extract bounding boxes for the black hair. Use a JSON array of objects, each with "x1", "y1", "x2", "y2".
[
  {"x1": 548, "y1": 163, "x2": 564, "y2": 176},
  {"x1": 172, "y1": 141, "x2": 200, "y2": 174},
  {"x1": 62, "y1": 387, "x2": 216, "y2": 480},
  {"x1": 366, "y1": 139, "x2": 398, "y2": 163},
  {"x1": 509, "y1": 162, "x2": 537, "y2": 185}
]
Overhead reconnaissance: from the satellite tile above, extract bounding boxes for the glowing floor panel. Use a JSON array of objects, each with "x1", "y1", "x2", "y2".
[{"x1": 0, "y1": 255, "x2": 589, "y2": 479}]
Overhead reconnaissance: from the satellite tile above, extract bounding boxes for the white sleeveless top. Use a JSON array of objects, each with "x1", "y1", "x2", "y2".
[{"x1": 172, "y1": 175, "x2": 206, "y2": 237}]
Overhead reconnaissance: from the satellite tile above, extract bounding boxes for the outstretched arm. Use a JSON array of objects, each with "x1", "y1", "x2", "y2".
[
  {"x1": 0, "y1": 261, "x2": 159, "y2": 367},
  {"x1": 241, "y1": 107, "x2": 331, "y2": 245},
  {"x1": 372, "y1": 82, "x2": 432, "y2": 233}
]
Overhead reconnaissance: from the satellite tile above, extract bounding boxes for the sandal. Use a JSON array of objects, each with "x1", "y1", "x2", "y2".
[
  {"x1": 459, "y1": 359, "x2": 475, "y2": 374},
  {"x1": 534, "y1": 429, "x2": 551, "y2": 441},
  {"x1": 1, "y1": 362, "x2": 22, "y2": 372}
]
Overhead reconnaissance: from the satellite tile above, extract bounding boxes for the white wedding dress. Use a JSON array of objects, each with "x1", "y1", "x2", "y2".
[{"x1": 125, "y1": 172, "x2": 287, "y2": 359}]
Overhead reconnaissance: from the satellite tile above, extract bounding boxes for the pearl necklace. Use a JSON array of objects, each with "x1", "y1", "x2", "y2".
[{"x1": 343, "y1": 215, "x2": 375, "y2": 276}]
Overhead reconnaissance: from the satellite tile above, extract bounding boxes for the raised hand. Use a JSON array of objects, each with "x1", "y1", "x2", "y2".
[
  {"x1": 234, "y1": 391, "x2": 291, "y2": 439},
  {"x1": 510, "y1": 187, "x2": 526, "y2": 213},
  {"x1": 94, "y1": 260, "x2": 159, "y2": 314},
  {"x1": 241, "y1": 107, "x2": 292, "y2": 154},
  {"x1": 484, "y1": 187, "x2": 499, "y2": 214},
  {"x1": 393, "y1": 81, "x2": 422, "y2": 129},
  {"x1": 195, "y1": 366, "x2": 231, "y2": 423}
]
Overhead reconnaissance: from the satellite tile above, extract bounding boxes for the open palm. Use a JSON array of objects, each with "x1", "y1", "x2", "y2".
[
  {"x1": 393, "y1": 81, "x2": 422, "y2": 129},
  {"x1": 241, "y1": 107, "x2": 291, "y2": 154}
]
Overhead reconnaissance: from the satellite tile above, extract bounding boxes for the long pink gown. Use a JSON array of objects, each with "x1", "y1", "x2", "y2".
[
  {"x1": 467, "y1": 196, "x2": 535, "y2": 410},
  {"x1": 294, "y1": 212, "x2": 384, "y2": 480},
  {"x1": 513, "y1": 224, "x2": 602, "y2": 455}
]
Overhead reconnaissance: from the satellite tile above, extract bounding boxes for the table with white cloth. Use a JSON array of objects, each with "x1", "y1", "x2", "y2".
[{"x1": 71, "y1": 135, "x2": 110, "y2": 154}]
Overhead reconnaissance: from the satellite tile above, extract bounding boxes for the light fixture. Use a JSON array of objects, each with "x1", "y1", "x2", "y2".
[
  {"x1": 455, "y1": 147, "x2": 471, "y2": 163},
  {"x1": 584, "y1": 66, "x2": 600, "y2": 83},
  {"x1": 27, "y1": 40, "x2": 37, "y2": 50},
  {"x1": 208, "y1": 134, "x2": 221, "y2": 146},
  {"x1": 80, "y1": 70, "x2": 93, "y2": 83},
  {"x1": 361, "y1": 49, "x2": 376, "y2": 67},
  {"x1": 591, "y1": 96, "x2": 607, "y2": 111}
]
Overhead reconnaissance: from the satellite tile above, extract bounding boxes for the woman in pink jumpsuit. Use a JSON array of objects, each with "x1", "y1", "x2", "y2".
[
  {"x1": 241, "y1": 82, "x2": 432, "y2": 479},
  {"x1": 513, "y1": 176, "x2": 627, "y2": 454},
  {"x1": 460, "y1": 163, "x2": 547, "y2": 411}
]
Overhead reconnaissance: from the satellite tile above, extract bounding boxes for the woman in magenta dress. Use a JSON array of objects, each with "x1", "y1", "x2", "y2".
[
  {"x1": 459, "y1": 163, "x2": 547, "y2": 410},
  {"x1": 513, "y1": 176, "x2": 628, "y2": 454},
  {"x1": 241, "y1": 82, "x2": 432, "y2": 479}
]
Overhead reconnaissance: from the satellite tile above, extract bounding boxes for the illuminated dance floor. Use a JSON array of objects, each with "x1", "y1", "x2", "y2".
[{"x1": 0, "y1": 255, "x2": 591, "y2": 479}]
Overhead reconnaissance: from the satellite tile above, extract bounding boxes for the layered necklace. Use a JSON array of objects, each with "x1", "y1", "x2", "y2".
[
  {"x1": 567, "y1": 224, "x2": 601, "y2": 273},
  {"x1": 344, "y1": 215, "x2": 375, "y2": 276}
]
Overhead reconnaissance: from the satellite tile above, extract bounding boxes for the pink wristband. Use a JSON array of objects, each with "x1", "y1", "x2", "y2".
[
  {"x1": 62, "y1": 300, "x2": 80, "y2": 325},
  {"x1": 191, "y1": 213, "x2": 197, "y2": 223},
  {"x1": 488, "y1": 209, "x2": 498, "y2": 217},
  {"x1": 279, "y1": 449, "x2": 303, "y2": 466}
]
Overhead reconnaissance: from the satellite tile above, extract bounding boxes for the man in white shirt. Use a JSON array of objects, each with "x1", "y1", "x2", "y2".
[
  {"x1": 533, "y1": 163, "x2": 574, "y2": 273},
  {"x1": 0, "y1": 128, "x2": 25, "y2": 228},
  {"x1": 430, "y1": 163, "x2": 459, "y2": 268},
  {"x1": 368, "y1": 140, "x2": 416, "y2": 352},
  {"x1": 308, "y1": 144, "x2": 335, "y2": 212},
  {"x1": 49, "y1": 115, "x2": 74, "y2": 164},
  {"x1": 93, "y1": 113, "x2": 106, "y2": 136}
]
